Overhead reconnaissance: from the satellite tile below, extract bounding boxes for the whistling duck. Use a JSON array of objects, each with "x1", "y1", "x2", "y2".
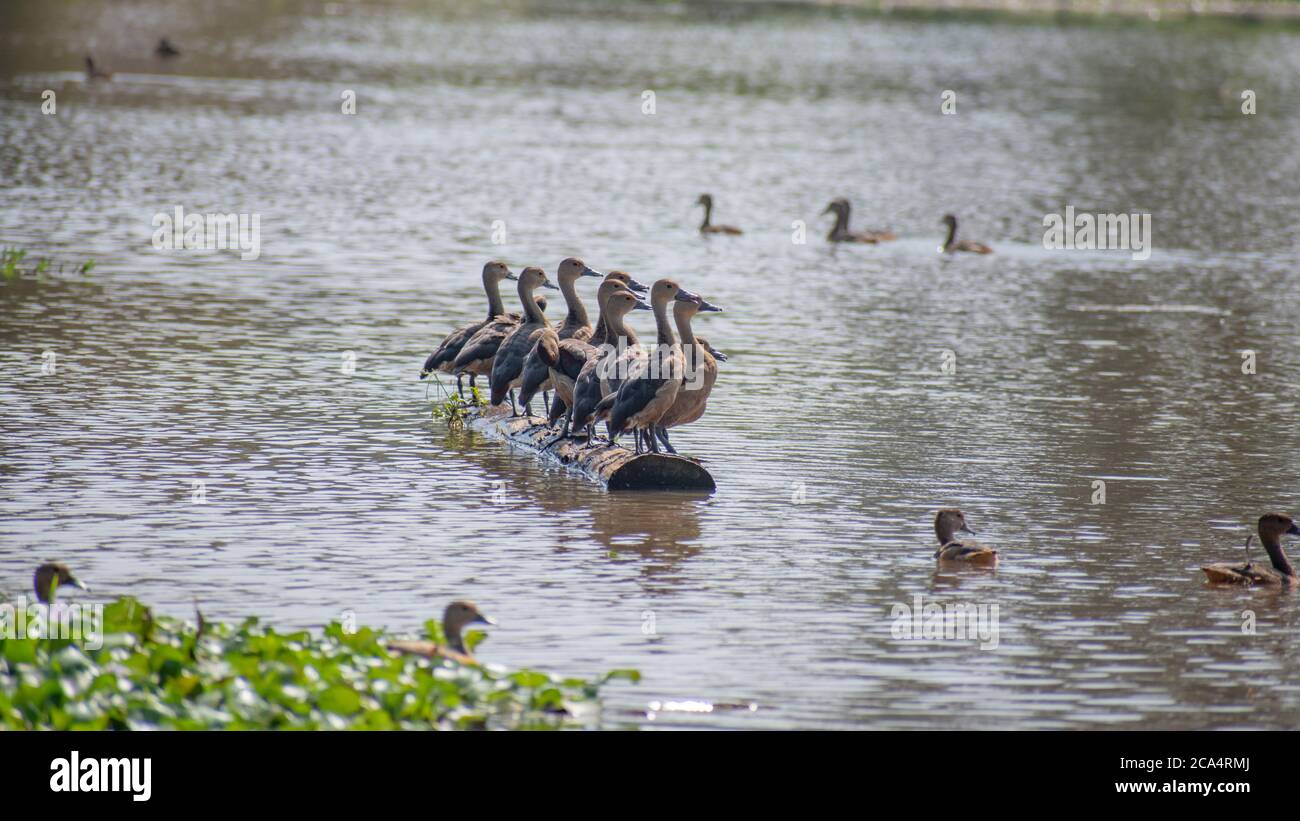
[
  {"x1": 933, "y1": 509, "x2": 998, "y2": 566},
  {"x1": 540, "y1": 278, "x2": 649, "y2": 437},
  {"x1": 155, "y1": 38, "x2": 181, "y2": 58},
  {"x1": 823, "y1": 198, "x2": 896, "y2": 243},
  {"x1": 568, "y1": 282, "x2": 651, "y2": 444},
  {"x1": 1202, "y1": 513, "x2": 1300, "y2": 585},
  {"x1": 84, "y1": 56, "x2": 112, "y2": 81},
  {"x1": 34, "y1": 562, "x2": 89, "y2": 603},
  {"x1": 940, "y1": 214, "x2": 993, "y2": 254},
  {"x1": 386, "y1": 601, "x2": 496, "y2": 666},
  {"x1": 421, "y1": 261, "x2": 516, "y2": 396},
  {"x1": 602, "y1": 279, "x2": 701, "y2": 454},
  {"x1": 451, "y1": 287, "x2": 548, "y2": 391},
  {"x1": 490, "y1": 267, "x2": 557, "y2": 414},
  {"x1": 697, "y1": 194, "x2": 743, "y2": 235},
  {"x1": 654, "y1": 295, "x2": 724, "y2": 454},
  {"x1": 516, "y1": 258, "x2": 602, "y2": 415}
]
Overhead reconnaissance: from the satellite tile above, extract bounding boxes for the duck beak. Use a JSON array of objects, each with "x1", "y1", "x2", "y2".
[
  {"x1": 69, "y1": 576, "x2": 89, "y2": 591},
  {"x1": 473, "y1": 614, "x2": 497, "y2": 627},
  {"x1": 633, "y1": 300, "x2": 652, "y2": 311},
  {"x1": 1288, "y1": 523, "x2": 1300, "y2": 537},
  {"x1": 959, "y1": 522, "x2": 975, "y2": 535},
  {"x1": 707, "y1": 346, "x2": 728, "y2": 362},
  {"x1": 504, "y1": 270, "x2": 518, "y2": 281},
  {"x1": 582, "y1": 267, "x2": 603, "y2": 278},
  {"x1": 674, "y1": 287, "x2": 702, "y2": 304},
  {"x1": 627, "y1": 277, "x2": 649, "y2": 293},
  {"x1": 697, "y1": 299, "x2": 722, "y2": 312},
  {"x1": 542, "y1": 280, "x2": 559, "y2": 290}
]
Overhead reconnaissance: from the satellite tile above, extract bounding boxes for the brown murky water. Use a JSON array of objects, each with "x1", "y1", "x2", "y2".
[{"x1": 3, "y1": 0, "x2": 1300, "y2": 728}]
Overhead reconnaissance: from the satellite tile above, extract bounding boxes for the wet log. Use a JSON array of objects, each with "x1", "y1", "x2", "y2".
[{"x1": 467, "y1": 406, "x2": 715, "y2": 492}]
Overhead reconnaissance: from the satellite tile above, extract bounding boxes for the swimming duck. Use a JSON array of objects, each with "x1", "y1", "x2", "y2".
[
  {"x1": 421, "y1": 261, "x2": 516, "y2": 395},
  {"x1": 823, "y1": 198, "x2": 896, "y2": 243},
  {"x1": 516, "y1": 258, "x2": 603, "y2": 415},
  {"x1": 34, "y1": 562, "x2": 90, "y2": 603},
  {"x1": 155, "y1": 38, "x2": 181, "y2": 58},
  {"x1": 568, "y1": 282, "x2": 652, "y2": 444},
  {"x1": 1201, "y1": 513, "x2": 1300, "y2": 585},
  {"x1": 933, "y1": 509, "x2": 998, "y2": 565},
  {"x1": 84, "y1": 56, "x2": 112, "y2": 81},
  {"x1": 489, "y1": 267, "x2": 558, "y2": 414},
  {"x1": 654, "y1": 295, "x2": 724, "y2": 454},
  {"x1": 386, "y1": 600, "x2": 496, "y2": 666},
  {"x1": 602, "y1": 279, "x2": 701, "y2": 454},
  {"x1": 697, "y1": 194, "x2": 743, "y2": 235},
  {"x1": 940, "y1": 214, "x2": 993, "y2": 254}
]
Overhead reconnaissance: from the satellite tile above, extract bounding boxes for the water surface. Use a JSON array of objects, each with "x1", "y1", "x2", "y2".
[{"x1": 3, "y1": 0, "x2": 1300, "y2": 728}]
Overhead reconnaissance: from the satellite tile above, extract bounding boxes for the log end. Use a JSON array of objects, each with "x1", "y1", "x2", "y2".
[{"x1": 607, "y1": 453, "x2": 716, "y2": 492}]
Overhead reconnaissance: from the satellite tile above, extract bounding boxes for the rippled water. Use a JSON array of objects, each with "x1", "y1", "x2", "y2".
[{"x1": 4, "y1": 0, "x2": 1300, "y2": 728}]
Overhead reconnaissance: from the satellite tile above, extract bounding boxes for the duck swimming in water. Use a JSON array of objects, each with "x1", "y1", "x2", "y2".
[
  {"x1": 823, "y1": 198, "x2": 896, "y2": 244},
  {"x1": 940, "y1": 214, "x2": 993, "y2": 254},
  {"x1": 421, "y1": 261, "x2": 516, "y2": 395},
  {"x1": 1202, "y1": 513, "x2": 1300, "y2": 586},
  {"x1": 516, "y1": 258, "x2": 603, "y2": 416},
  {"x1": 653, "y1": 295, "x2": 724, "y2": 454},
  {"x1": 84, "y1": 56, "x2": 112, "y2": 81},
  {"x1": 601, "y1": 279, "x2": 701, "y2": 454},
  {"x1": 386, "y1": 600, "x2": 496, "y2": 666},
  {"x1": 697, "y1": 194, "x2": 743, "y2": 236},
  {"x1": 490, "y1": 267, "x2": 558, "y2": 415},
  {"x1": 932, "y1": 509, "x2": 998, "y2": 566},
  {"x1": 34, "y1": 562, "x2": 90, "y2": 603}
]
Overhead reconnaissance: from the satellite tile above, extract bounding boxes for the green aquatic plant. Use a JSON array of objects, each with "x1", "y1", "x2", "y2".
[
  {"x1": 430, "y1": 385, "x2": 487, "y2": 430},
  {"x1": 1, "y1": 246, "x2": 95, "y2": 281},
  {"x1": 0, "y1": 596, "x2": 639, "y2": 730}
]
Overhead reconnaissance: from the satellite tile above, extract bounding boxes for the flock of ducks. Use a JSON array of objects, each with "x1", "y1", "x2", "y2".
[
  {"x1": 421, "y1": 259, "x2": 724, "y2": 455},
  {"x1": 697, "y1": 194, "x2": 993, "y2": 253},
  {"x1": 26, "y1": 509, "x2": 1299, "y2": 675}
]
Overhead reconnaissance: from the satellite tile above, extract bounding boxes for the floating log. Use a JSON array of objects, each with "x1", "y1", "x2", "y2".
[{"x1": 467, "y1": 406, "x2": 715, "y2": 492}]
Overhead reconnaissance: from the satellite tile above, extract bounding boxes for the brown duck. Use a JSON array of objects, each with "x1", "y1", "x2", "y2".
[
  {"x1": 1202, "y1": 513, "x2": 1300, "y2": 586},
  {"x1": 386, "y1": 600, "x2": 497, "y2": 666},
  {"x1": 933, "y1": 509, "x2": 998, "y2": 566}
]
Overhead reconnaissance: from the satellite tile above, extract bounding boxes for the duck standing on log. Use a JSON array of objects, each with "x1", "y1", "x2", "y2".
[
  {"x1": 568, "y1": 280, "x2": 651, "y2": 445},
  {"x1": 517, "y1": 257, "x2": 603, "y2": 416},
  {"x1": 451, "y1": 269, "x2": 550, "y2": 396},
  {"x1": 599, "y1": 279, "x2": 702, "y2": 454},
  {"x1": 654, "y1": 294, "x2": 724, "y2": 454},
  {"x1": 421, "y1": 261, "x2": 516, "y2": 396},
  {"x1": 490, "y1": 267, "x2": 558, "y2": 415}
]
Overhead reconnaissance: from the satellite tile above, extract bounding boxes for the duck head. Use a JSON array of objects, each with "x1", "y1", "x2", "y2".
[
  {"x1": 696, "y1": 194, "x2": 714, "y2": 209},
  {"x1": 442, "y1": 600, "x2": 496, "y2": 653},
  {"x1": 940, "y1": 214, "x2": 959, "y2": 230},
  {"x1": 34, "y1": 562, "x2": 89, "y2": 604},
  {"x1": 604, "y1": 270, "x2": 649, "y2": 294},
  {"x1": 557, "y1": 257, "x2": 602, "y2": 285},
  {"x1": 482, "y1": 259, "x2": 515, "y2": 284},
  {"x1": 519, "y1": 266, "x2": 558, "y2": 292},
  {"x1": 934, "y1": 508, "x2": 975, "y2": 546},
  {"x1": 650, "y1": 278, "x2": 702, "y2": 309},
  {"x1": 822, "y1": 198, "x2": 849, "y2": 217},
  {"x1": 606, "y1": 288, "x2": 651, "y2": 320},
  {"x1": 1259, "y1": 512, "x2": 1300, "y2": 542}
]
